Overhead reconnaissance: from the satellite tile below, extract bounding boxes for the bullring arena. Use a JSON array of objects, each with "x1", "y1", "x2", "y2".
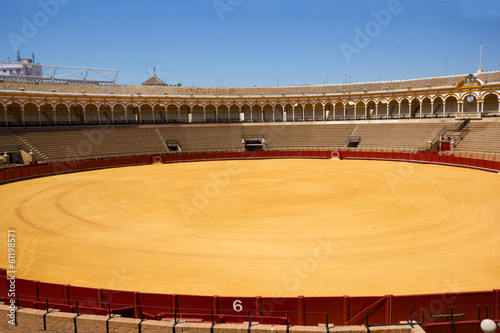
[{"x1": 1, "y1": 70, "x2": 500, "y2": 333}]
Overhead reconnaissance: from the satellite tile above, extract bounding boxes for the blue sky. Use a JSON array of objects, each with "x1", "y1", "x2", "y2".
[{"x1": 1, "y1": 0, "x2": 499, "y2": 86}]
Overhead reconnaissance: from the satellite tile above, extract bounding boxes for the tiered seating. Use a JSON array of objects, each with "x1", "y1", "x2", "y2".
[
  {"x1": 354, "y1": 122, "x2": 451, "y2": 150},
  {"x1": 157, "y1": 124, "x2": 242, "y2": 152},
  {"x1": 455, "y1": 120, "x2": 500, "y2": 154},
  {"x1": 0, "y1": 130, "x2": 26, "y2": 152},
  {"x1": 242, "y1": 124, "x2": 355, "y2": 149},
  {"x1": 14, "y1": 126, "x2": 166, "y2": 160}
]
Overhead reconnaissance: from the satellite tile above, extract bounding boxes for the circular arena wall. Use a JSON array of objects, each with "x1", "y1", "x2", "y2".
[{"x1": 1, "y1": 151, "x2": 500, "y2": 330}]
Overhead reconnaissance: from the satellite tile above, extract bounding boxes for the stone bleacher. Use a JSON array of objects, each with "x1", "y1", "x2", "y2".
[
  {"x1": 455, "y1": 120, "x2": 500, "y2": 154},
  {"x1": 1, "y1": 119, "x2": 499, "y2": 163},
  {"x1": 354, "y1": 122, "x2": 453, "y2": 150}
]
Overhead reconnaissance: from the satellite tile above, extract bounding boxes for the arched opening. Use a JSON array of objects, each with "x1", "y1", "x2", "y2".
[
  {"x1": 229, "y1": 105, "x2": 240, "y2": 122},
  {"x1": 463, "y1": 94, "x2": 478, "y2": 117},
  {"x1": 55, "y1": 104, "x2": 70, "y2": 125},
  {"x1": 251, "y1": 104, "x2": 262, "y2": 122},
  {"x1": 218, "y1": 105, "x2": 229, "y2": 122},
  {"x1": 483, "y1": 93, "x2": 499, "y2": 116},
  {"x1": 113, "y1": 104, "x2": 126, "y2": 123},
  {"x1": 304, "y1": 103, "x2": 314, "y2": 121},
  {"x1": 192, "y1": 105, "x2": 204, "y2": 123},
  {"x1": 179, "y1": 105, "x2": 190, "y2": 123},
  {"x1": 85, "y1": 104, "x2": 99, "y2": 124},
  {"x1": 354, "y1": 101, "x2": 364, "y2": 120},
  {"x1": 241, "y1": 104, "x2": 251, "y2": 122},
  {"x1": 366, "y1": 101, "x2": 376, "y2": 119},
  {"x1": 7, "y1": 102, "x2": 22, "y2": 125},
  {"x1": 324, "y1": 102, "x2": 334, "y2": 121},
  {"x1": 284, "y1": 104, "x2": 293, "y2": 122},
  {"x1": 127, "y1": 104, "x2": 140, "y2": 123},
  {"x1": 263, "y1": 104, "x2": 273, "y2": 122},
  {"x1": 205, "y1": 104, "x2": 217, "y2": 122},
  {"x1": 70, "y1": 104, "x2": 85, "y2": 124},
  {"x1": 314, "y1": 103, "x2": 323, "y2": 121},
  {"x1": 100, "y1": 104, "x2": 113, "y2": 124},
  {"x1": 421, "y1": 97, "x2": 432, "y2": 118},
  {"x1": 376, "y1": 100, "x2": 388, "y2": 119},
  {"x1": 166, "y1": 105, "x2": 178, "y2": 123},
  {"x1": 410, "y1": 98, "x2": 420, "y2": 118},
  {"x1": 345, "y1": 101, "x2": 355, "y2": 119},
  {"x1": 24, "y1": 102, "x2": 39, "y2": 125},
  {"x1": 40, "y1": 103, "x2": 55, "y2": 125},
  {"x1": 388, "y1": 100, "x2": 398, "y2": 118},
  {"x1": 293, "y1": 103, "x2": 304, "y2": 121},
  {"x1": 154, "y1": 104, "x2": 167, "y2": 123},
  {"x1": 444, "y1": 96, "x2": 458, "y2": 118},
  {"x1": 432, "y1": 97, "x2": 444, "y2": 118},
  {"x1": 140, "y1": 104, "x2": 153, "y2": 123},
  {"x1": 274, "y1": 104, "x2": 283, "y2": 122},
  {"x1": 400, "y1": 99, "x2": 410, "y2": 118}
]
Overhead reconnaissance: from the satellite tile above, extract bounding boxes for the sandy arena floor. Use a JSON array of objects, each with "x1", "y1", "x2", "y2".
[{"x1": 1, "y1": 159, "x2": 499, "y2": 297}]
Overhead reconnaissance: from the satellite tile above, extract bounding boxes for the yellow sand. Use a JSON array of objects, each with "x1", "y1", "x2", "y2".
[{"x1": 1, "y1": 159, "x2": 499, "y2": 297}]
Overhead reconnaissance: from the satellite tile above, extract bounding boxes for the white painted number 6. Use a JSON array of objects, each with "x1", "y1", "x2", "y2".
[{"x1": 233, "y1": 300, "x2": 243, "y2": 312}]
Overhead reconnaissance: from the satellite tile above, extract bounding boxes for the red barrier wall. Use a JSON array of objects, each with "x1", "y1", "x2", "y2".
[
  {"x1": 303, "y1": 296, "x2": 344, "y2": 326},
  {"x1": 68, "y1": 285, "x2": 100, "y2": 308},
  {"x1": 219, "y1": 296, "x2": 258, "y2": 316},
  {"x1": 259, "y1": 297, "x2": 300, "y2": 324},
  {"x1": 140, "y1": 292, "x2": 174, "y2": 316},
  {"x1": 176, "y1": 294, "x2": 214, "y2": 314},
  {"x1": 1, "y1": 150, "x2": 499, "y2": 328},
  {"x1": 37, "y1": 282, "x2": 67, "y2": 305}
]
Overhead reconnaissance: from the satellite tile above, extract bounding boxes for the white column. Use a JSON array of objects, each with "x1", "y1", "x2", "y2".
[
  {"x1": 343, "y1": 105, "x2": 346, "y2": 119},
  {"x1": 398, "y1": 102, "x2": 401, "y2": 118},
  {"x1": 37, "y1": 105, "x2": 42, "y2": 125},
  {"x1": 430, "y1": 102, "x2": 434, "y2": 117},
  {"x1": 83, "y1": 106, "x2": 87, "y2": 124},
  {"x1": 4, "y1": 106, "x2": 8, "y2": 126}
]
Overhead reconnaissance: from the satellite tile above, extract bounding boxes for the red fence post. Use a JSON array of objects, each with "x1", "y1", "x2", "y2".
[
  {"x1": 34, "y1": 281, "x2": 40, "y2": 303},
  {"x1": 255, "y1": 296, "x2": 262, "y2": 316},
  {"x1": 386, "y1": 295, "x2": 392, "y2": 324},
  {"x1": 64, "y1": 284, "x2": 71, "y2": 306},
  {"x1": 213, "y1": 295, "x2": 220, "y2": 315},
  {"x1": 134, "y1": 292, "x2": 141, "y2": 319},
  {"x1": 298, "y1": 295, "x2": 306, "y2": 326},
  {"x1": 495, "y1": 289, "x2": 500, "y2": 319},
  {"x1": 172, "y1": 294, "x2": 179, "y2": 312},
  {"x1": 343, "y1": 295, "x2": 350, "y2": 325},
  {"x1": 98, "y1": 289, "x2": 104, "y2": 308}
]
